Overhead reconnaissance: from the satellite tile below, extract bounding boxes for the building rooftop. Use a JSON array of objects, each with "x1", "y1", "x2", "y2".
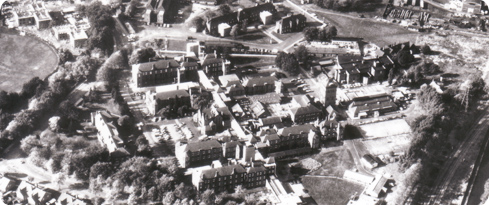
[
  {"x1": 137, "y1": 59, "x2": 180, "y2": 72},
  {"x1": 242, "y1": 76, "x2": 278, "y2": 87},
  {"x1": 219, "y1": 74, "x2": 241, "y2": 87},
  {"x1": 200, "y1": 164, "x2": 246, "y2": 179},
  {"x1": 155, "y1": 90, "x2": 190, "y2": 100},
  {"x1": 278, "y1": 124, "x2": 315, "y2": 136},
  {"x1": 185, "y1": 140, "x2": 222, "y2": 152},
  {"x1": 259, "y1": 116, "x2": 282, "y2": 126}
]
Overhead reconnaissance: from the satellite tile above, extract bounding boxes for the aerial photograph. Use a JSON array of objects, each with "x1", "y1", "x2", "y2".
[{"x1": 0, "y1": 0, "x2": 488, "y2": 204}]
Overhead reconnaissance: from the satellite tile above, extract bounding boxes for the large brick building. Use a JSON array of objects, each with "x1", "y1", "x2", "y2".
[
  {"x1": 175, "y1": 140, "x2": 223, "y2": 168},
  {"x1": 145, "y1": 89, "x2": 191, "y2": 116},
  {"x1": 242, "y1": 76, "x2": 279, "y2": 95},
  {"x1": 192, "y1": 164, "x2": 268, "y2": 192},
  {"x1": 206, "y1": 3, "x2": 277, "y2": 36},
  {"x1": 132, "y1": 59, "x2": 198, "y2": 87},
  {"x1": 334, "y1": 55, "x2": 394, "y2": 84},
  {"x1": 275, "y1": 14, "x2": 306, "y2": 34}
]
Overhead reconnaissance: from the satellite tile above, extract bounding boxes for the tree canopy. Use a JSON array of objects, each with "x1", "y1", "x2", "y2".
[
  {"x1": 129, "y1": 48, "x2": 156, "y2": 65},
  {"x1": 303, "y1": 26, "x2": 338, "y2": 42},
  {"x1": 275, "y1": 52, "x2": 300, "y2": 75}
]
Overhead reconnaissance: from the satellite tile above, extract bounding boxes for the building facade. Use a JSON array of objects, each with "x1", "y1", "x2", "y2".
[
  {"x1": 175, "y1": 140, "x2": 223, "y2": 168},
  {"x1": 275, "y1": 14, "x2": 306, "y2": 34}
]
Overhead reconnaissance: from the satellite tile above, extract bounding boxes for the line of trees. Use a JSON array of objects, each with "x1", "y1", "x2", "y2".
[
  {"x1": 77, "y1": 2, "x2": 116, "y2": 55},
  {"x1": 303, "y1": 26, "x2": 338, "y2": 42},
  {"x1": 400, "y1": 73, "x2": 487, "y2": 202}
]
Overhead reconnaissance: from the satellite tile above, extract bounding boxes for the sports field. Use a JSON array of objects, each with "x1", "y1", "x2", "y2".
[{"x1": 0, "y1": 33, "x2": 58, "y2": 92}]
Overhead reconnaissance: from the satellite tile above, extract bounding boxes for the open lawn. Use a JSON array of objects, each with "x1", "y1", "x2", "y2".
[
  {"x1": 0, "y1": 33, "x2": 58, "y2": 92},
  {"x1": 302, "y1": 176, "x2": 364, "y2": 205},
  {"x1": 359, "y1": 119, "x2": 412, "y2": 138},
  {"x1": 302, "y1": 147, "x2": 355, "y2": 177},
  {"x1": 314, "y1": 12, "x2": 420, "y2": 47}
]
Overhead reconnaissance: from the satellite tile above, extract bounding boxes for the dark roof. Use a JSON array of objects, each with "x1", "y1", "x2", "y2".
[
  {"x1": 337, "y1": 55, "x2": 364, "y2": 64},
  {"x1": 182, "y1": 61, "x2": 199, "y2": 67},
  {"x1": 260, "y1": 117, "x2": 282, "y2": 126},
  {"x1": 155, "y1": 90, "x2": 190, "y2": 100},
  {"x1": 224, "y1": 140, "x2": 242, "y2": 148},
  {"x1": 378, "y1": 56, "x2": 394, "y2": 66},
  {"x1": 243, "y1": 76, "x2": 277, "y2": 87},
  {"x1": 138, "y1": 59, "x2": 180, "y2": 72},
  {"x1": 246, "y1": 166, "x2": 267, "y2": 173},
  {"x1": 257, "y1": 128, "x2": 277, "y2": 136},
  {"x1": 263, "y1": 134, "x2": 280, "y2": 142},
  {"x1": 185, "y1": 140, "x2": 222, "y2": 152},
  {"x1": 201, "y1": 164, "x2": 246, "y2": 179},
  {"x1": 202, "y1": 57, "x2": 223, "y2": 67},
  {"x1": 279, "y1": 124, "x2": 315, "y2": 136}
]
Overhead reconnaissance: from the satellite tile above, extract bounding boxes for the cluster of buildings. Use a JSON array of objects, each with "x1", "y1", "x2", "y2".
[
  {"x1": 205, "y1": 3, "x2": 277, "y2": 37},
  {"x1": 204, "y1": 3, "x2": 308, "y2": 37},
  {"x1": 1, "y1": 0, "x2": 89, "y2": 48},
  {"x1": 143, "y1": 0, "x2": 179, "y2": 25},
  {"x1": 0, "y1": 176, "x2": 90, "y2": 205},
  {"x1": 3, "y1": 1, "x2": 51, "y2": 29}
]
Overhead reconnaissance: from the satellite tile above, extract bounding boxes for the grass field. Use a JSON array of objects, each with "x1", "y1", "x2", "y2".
[
  {"x1": 315, "y1": 12, "x2": 420, "y2": 47},
  {"x1": 0, "y1": 33, "x2": 58, "y2": 92},
  {"x1": 304, "y1": 148, "x2": 356, "y2": 177},
  {"x1": 302, "y1": 176, "x2": 364, "y2": 205}
]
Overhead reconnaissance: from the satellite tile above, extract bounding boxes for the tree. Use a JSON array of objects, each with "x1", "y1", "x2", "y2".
[
  {"x1": 21, "y1": 77, "x2": 45, "y2": 99},
  {"x1": 217, "y1": 4, "x2": 232, "y2": 15},
  {"x1": 303, "y1": 27, "x2": 319, "y2": 41},
  {"x1": 420, "y1": 44, "x2": 431, "y2": 55},
  {"x1": 125, "y1": 0, "x2": 140, "y2": 17},
  {"x1": 72, "y1": 56, "x2": 102, "y2": 82},
  {"x1": 52, "y1": 173, "x2": 66, "y2": 189},
  {"x1": 129, "y1": 48, "x2": 156, "y2": 65},
  {"x1": 162, "y1": 191, "x2": 175, "y2": 204},
  {"x1": 241, "y1": 19, "x2": 248, "y2": 33},
  {"x1": 79, "y1": 2, "x2": 115, "y2": 54},
  {"x1": 326, "y1": 26, "x2": 338, "y2": 40},
  {"x1": 230, "y1": 24, "x2": 240, "y2": 39},
  {"x1": 20, "y1": 135, "x2": 40, "y2": 153},
  {"x1": 59, "y1": 100, "x2": 79, "y2": 131},
  {"x1": 90, "y1": 162, "x2": 114, "y2": 180},
  {"x1": 200, "y1": 189, "x2": 216, "y2": 204},
  {"x1": 396, "y1": 50, "x2": 415, "y2": 65},
  {"x1": 191, "y1": 17, "x2": 205, "y2": 32},
  {"x1": 58, "y1": 48, "x2": 75, "y2": 65},
  {"x1": 97, "y1": 64, "x2": 117, "y2": 90},
  {"x1": 418, "y1": 84, "x2": 444, "y2": 115},
  {"x1": 294, "y1": 45, "x2": 309, "y2": 64}
]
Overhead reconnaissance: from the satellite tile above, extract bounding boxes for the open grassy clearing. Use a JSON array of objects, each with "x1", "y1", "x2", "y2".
[
  {"x1": 298, "y1": 147, "x2": 355, "y2": 177},
  {"x1": 302, "y1": 176, "x2": 364, "y2": 205},
  {"x1": 313, "y1": 12, "x2": 420, "y2": 46},
  {"x1": 0, "y1": 33, "x2": 58, "y2": 92}
]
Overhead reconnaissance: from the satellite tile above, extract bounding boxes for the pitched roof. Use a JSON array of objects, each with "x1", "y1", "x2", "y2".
[
  {"x1": 246, "y1": 166, "x2": 267, "y2": 173},
  {"x1": 202, "y1": 57, "x2": 223, "y2": 67},
  {"x1": 200, "y1": 164, "x2": 246, "y2": 179},
  {"x1": 278, "y1": 124, "x2": 315, "y2": 136},
  {"x1": 185, "y1": 140, "x2": 222, "y2": 152},
  {"x1": 250, "y1": 101, "x2": 267, "y2": 117},
  {"x1": 243, "y1": 76, "x2": 277, "y2": 87},
  {"x1": 259, "y1": 117, "x2": 282, "y2": 126},
  {"x1": 219, "y1": 74, "x2": 240, "y2": 87},
  {"x1": 292, "y1": 95, "x2": 311, "y2": 107},
  {"x1": 337, "y1": 55, "x2": 364, "y2": 65},
  {"x1": 137, "y1": 59, "x2": 180, "y2": 72},
  {"x1": 155, "y1": 90, "x2": 190, "y2": 100},
  {"x1": 182, "y1": 61, "x2": 199, "y2": 67},
  {"x1": 224, "y1": 140, "x2": 242, "y2": 148},
  {"x1": 263, "y1": 134, "x2": 280, "y2": 142}
]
